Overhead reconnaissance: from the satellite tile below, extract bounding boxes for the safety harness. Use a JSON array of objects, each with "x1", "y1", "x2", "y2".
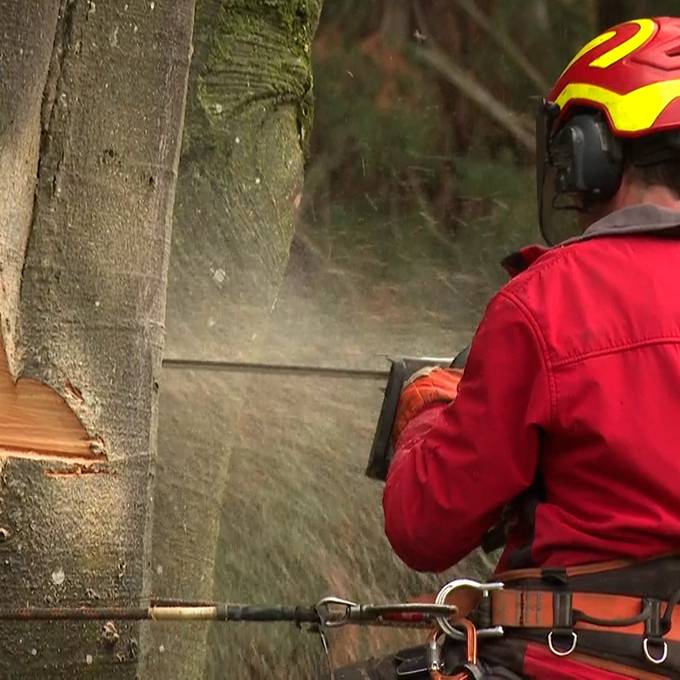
[
  {"x1": 5, "y1": 555, "x2": 678, "y2": 678},
  {"x1": 425, "y1": 554, "x2": 680, "y2": 679}
]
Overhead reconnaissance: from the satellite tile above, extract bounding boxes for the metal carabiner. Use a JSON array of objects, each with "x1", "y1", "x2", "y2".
[
  {"x1": 429, "y1": 629, "x2": 446, "y2": 674},
  {"x1": 315, "y1": 596, "x2": 357, "y2": 628},
  {"x1": 434, "y1": 579, "x2": 505, "y2": 640},
  {"x1": 315, "y1": 597, "x2": 460, "y2": 628},
  {"x1": 429, "y1": 619, "x2": 483, "y2": 680}
]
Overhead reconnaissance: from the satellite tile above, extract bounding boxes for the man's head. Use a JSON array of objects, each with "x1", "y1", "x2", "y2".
[{"x1": 537, "y1": 17, "x2": 680, "y2": 244}]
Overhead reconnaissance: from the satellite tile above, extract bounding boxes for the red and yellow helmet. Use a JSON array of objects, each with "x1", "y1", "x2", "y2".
[
  {"x1": 549, "y1": 17, "x2": 680, "y2": 137},
  {"x1": 537, "y1": 17, "x2": 680, "y2": 244}
]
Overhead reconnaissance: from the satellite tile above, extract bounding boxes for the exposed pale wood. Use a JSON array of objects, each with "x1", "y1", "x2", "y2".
[{"x1": 0, "y1": 340, "x2": 98, "y2": 461}]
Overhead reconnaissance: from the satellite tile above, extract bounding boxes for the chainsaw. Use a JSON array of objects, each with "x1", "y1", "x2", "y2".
[
  {"x1": 363, "y1": 346, "x2": 514, "y2": 554},
  {"x1": 365, "y1": 346, "x2": 470, "y2": 481}
]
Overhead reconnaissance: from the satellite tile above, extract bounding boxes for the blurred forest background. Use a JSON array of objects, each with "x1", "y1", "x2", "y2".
[{"x1": 151, "y1": 1, "x2": 679, "y2": 678}]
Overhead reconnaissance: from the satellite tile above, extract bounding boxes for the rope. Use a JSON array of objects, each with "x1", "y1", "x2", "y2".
[{"x1": 0, "y1": 599, "x2": 458, "y2": 628}]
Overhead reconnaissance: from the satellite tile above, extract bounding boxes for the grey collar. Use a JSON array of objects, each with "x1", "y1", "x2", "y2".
[{"x1": 578, "y1": 204, "x2": 680, "y2": 241}]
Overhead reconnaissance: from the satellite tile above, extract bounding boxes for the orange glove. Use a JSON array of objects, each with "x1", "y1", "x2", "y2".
[{"x1": 393, "y1": 367, "x2": 463, "y2": 443}]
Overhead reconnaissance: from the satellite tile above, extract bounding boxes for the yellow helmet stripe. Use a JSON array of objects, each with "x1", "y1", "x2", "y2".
[
  {"x1": 555, "y1": 80, "x2": 680, "y2": 132},
  {"x1": 560, "y1": 31, "x2": 615, "y2": 76},
  {"x1": 590, "y1": 18, "x2": 656, "y2": 68},
  {"x1": 558, "y1": 18, "x2": 656, "y2": 79}
]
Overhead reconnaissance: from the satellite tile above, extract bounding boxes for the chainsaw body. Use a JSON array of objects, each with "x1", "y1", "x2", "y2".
[{"x1": 365, "y1": 348, "x2": 469, "y2": 481}]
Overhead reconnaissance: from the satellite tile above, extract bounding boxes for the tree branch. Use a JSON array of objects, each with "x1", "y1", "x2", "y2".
[
  {"x1": 412, "y1": 0, "x2": 535, "y2": 154},
  {"x1": 415, "y1": 42, "x2": 535, "y2": 153},
  {"x1": 453, "y1": 0, "x2": 550, "y2": 92}
]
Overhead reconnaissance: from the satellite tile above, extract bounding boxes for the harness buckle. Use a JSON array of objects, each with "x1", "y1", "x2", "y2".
[{"x1": 434, "y1": 579, "x2": 505, "y2": 641}]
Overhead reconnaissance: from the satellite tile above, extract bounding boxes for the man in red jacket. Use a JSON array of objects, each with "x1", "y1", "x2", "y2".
[{"x1": 337, "y1": 16, "x2": 680, "y2": 680}]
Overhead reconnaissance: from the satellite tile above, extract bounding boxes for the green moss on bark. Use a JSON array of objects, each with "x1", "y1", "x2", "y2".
[
  {"x1": 225, "y1": 0, "x2": 322, "y2": 49},
  {"x1": 192, "y1": 0, "x2": 321, "y2": 158},
  {"x1": 168, "y1": 0, "x2": 323, "y2": 334}
]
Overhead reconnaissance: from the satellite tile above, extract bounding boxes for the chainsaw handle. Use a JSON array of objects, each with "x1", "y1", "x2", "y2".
[
  {"x1": 365, "y1": 346, "x2": 470, "y2": 481},
  {"x1": 451, "y1": 345, "x2": 470, "y2": 369}
]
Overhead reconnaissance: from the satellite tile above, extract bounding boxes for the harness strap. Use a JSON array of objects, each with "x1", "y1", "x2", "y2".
[
  {"x1": 490, "y1": 589, "x2": 680, "y2": 640},
  {"x1": 495, "y1": 557, "x2": 636, "y2": 582},
  {"x1": 424, "y1": 559, "x2": 680, "y2": 676},
  {"x1": 565, "y1": 652, "x2": 670, "y2": 680}
]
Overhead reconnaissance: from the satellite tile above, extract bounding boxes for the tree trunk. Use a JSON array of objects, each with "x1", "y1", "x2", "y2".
[
  {"x1": 150, "y1": 1, "x2": 322, "y2": 677},
  {"x1": 0, "y1": 1, "x2": 194, "y2": 678},
  {"x1": 379, "y1": 0, "x2": 411, "y2": 49}
]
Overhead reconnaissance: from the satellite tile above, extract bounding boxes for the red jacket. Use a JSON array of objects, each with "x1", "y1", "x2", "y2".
[{"x1": 384, "y1": 205, "x2": 680, "y2": 679}]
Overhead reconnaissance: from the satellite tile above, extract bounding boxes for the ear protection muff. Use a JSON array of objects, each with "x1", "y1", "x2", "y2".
[
  {"x1": 536, "y1": 103, "x2": 625, "y2": 245},
  {"x1": 550, "y1": 111, "x2": 624, "y2": 201},
  {"x1": 537, "y1": 104, "x2": 680, "y2": 245}
]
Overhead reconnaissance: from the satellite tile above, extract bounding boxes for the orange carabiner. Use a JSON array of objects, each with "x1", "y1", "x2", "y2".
[{"x1": 429, "y1": 618, "x2": 480, "y2": 680}]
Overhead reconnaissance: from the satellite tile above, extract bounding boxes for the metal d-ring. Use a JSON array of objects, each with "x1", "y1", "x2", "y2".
[
  {"x1": 548, "y1": 630, "x2": 577, "y2": 657},
  {"x1": 643, "y1": 637, "x2": 668, "y2": 665}
]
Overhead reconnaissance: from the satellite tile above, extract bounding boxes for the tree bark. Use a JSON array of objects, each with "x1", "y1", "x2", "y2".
[
  {"x1": 0, "y1": 1, "x2": 194, "y2": 677},
  {"x1": 165, "y1": 0, "x2": 322, "y2": 359},
  {"x1": 150, "y1": 1, "x2": 322, "y2": 677}
]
